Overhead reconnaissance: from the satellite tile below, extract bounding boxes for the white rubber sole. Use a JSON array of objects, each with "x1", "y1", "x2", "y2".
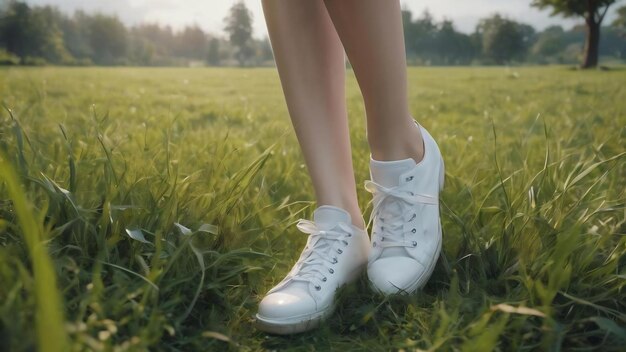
[
  {"x1": 255, "y1": 305, "x2": 334, "y2": 335},
  {"x1": 255, "y1": 264, "x2": 365, "y2": 335},
  {"x1": 439, "y1": 156, "x2": 445, "y2": 191}
]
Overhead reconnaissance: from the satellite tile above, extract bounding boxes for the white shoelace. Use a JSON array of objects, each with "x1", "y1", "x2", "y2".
[
  {"x1": 290, "y1": 219, "x2": 352, "y2": 291},
  {"x1": 365, "y1": 180, "x2": 438, "y2": 248}
]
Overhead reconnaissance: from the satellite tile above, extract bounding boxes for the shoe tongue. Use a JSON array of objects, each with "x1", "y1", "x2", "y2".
[
  {"x1": 370, "y1": 157, "x2": 416, "y2": 187},
  {"x1": 313, "y1": 205, "x2": 351, "y2": 230}
]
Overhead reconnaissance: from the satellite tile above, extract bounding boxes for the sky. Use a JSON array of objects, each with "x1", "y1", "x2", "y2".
[{"x1": 21, "y1": 0, "x2": 625, "y2": 38}]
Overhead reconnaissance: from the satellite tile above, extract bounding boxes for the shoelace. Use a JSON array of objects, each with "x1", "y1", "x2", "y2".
[
  {"x1": 364, "y1": 180, "x2": 438, "y2": 248},
  {"x1": 290, "y1": 219, "x2": 352, "y2": 291}
]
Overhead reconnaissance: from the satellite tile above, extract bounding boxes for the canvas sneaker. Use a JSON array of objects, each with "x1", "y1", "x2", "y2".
[
  {"x1": 256, "y1": 205, "x2": 369, "y2": 334},
  {"x1": 365, "y1": 122, "x2": 444, "y2": 295}
]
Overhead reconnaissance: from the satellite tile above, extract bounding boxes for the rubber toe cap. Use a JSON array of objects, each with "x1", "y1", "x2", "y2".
[
  {"x1": 257, "y1": 291, "x2": 317, "y2": 320},
  {"x1": 368, "y1": 257, "x2": 426, "y2": 295}
]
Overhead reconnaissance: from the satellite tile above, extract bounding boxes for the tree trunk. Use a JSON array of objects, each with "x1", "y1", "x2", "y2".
[{"x1": 581, "y1": 2, "x2": 601, "y2": 69}]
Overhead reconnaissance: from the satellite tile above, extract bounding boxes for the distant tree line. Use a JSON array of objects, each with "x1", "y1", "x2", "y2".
[
  {"x1": 402, "y1": 9, "x2": 626, "y2": 66},
  {"x1": 0, "y1": 0, "x2": 625, "y2": 67},
  {"x1": 0, "y1": 0, "x2": 272, "y2": 66}
]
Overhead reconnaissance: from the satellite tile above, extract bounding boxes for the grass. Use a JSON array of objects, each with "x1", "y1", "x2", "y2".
[{"x1": 0, "y1": 66, "x2": 625, "y2": 351}]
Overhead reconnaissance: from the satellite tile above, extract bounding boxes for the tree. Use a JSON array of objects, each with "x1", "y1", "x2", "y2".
[
  {"x1": 613, "y1": 5, "x2": 626, "y2": 36},
  {"x1": 206, "y1": 37, "x2": 220, "y2": 66},
  {"x1": 477, "y1": 14, "x2": 527, "y2": 64},
  {"x1": 518, "y1": 23, "x2": 538, "y2": 53},
  {"x1": 532, "y1": 25, "x2": 567, "y2": 60},
  {"x1": 0, "y1": 1, "x2": 71, "y2": 63},
  {"x1": 412, "y1": 10, "x2": 438, "y2": 63},
  {"x1": 255, "y1": 37, "x2": 273, "y2": 65},
  {"x1": 532, "y1": 0, "x2": 616, "y2": 68},
  {"x1": 224, "y1": 1, "x2": 253, "y2": 66},
  {"x1": 88, "y1": 14, "x2": 127, "y2": 64},
  {"x1": 175, "y1": 25, "x2": 207, "y2": 59},
  {"x1": 433, "y1": 20, "x2": 476, "y2": 65},
  {"x1": 402, "y1": 8, "x2": 478, "y2": 65},
  {"x1": 128, "y1": 34, "x2": 155, "y2": 65},
  {"x1": 0, "y1": 2, "x2": 34, "y2": 58},
  {"x1": 59, "y1": 10, "x2": 93, "y2": 61},
  {"x1": 599, "y1": 25, "x2": 626, "y2": 59}
]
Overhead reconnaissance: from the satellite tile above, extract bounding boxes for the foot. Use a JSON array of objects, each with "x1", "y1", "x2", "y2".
[
  {"x1": 256, "y1": 205, "x2": 370, "y2": 334},
  {"x1": 365, "y1": 122, "x2": 444, "y2": 295}
]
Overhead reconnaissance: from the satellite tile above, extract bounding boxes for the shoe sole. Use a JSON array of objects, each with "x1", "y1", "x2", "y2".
[
  {"x1": 255, "y1": 306, "x2": 333, "y2": 335},
  {"x1": 255, "y1": 264, "x2": 365, "y2": 335},
  {"x1": 369, "y1": 155, "x2": 445, "y2": 295}
]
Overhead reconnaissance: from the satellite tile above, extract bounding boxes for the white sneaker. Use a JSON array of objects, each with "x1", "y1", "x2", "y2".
[
  {"x1": 256, "y1": 205, "x2": 369, "y2": 334},
  {"x1": 365, "y1": 122, "x2": 444, "y2": 295}
]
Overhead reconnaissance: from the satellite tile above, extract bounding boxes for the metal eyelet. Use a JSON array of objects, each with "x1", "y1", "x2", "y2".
[
  {"x1": 337, "y1": 248, "x2": 343, "y2": 254},
  {"x1": 409, "y1": 213, "x2": 416, "y2": 221},
  {"x1": 342, "y1": 240, "x2": 348, "y2": 246},
  {"x1": 329, "y1": 268, "x2": 334, "y2": 274},
  {"x1": 412, "y1": 241, "x2": 417, "y2": 247},
  {"x1": 322, "y1": 277, "x2": 327, "y2": 282},
  {"x1": 406, "y1": 176, "x2": 414, "y2": 181},
  {"x1": 332, "y1": 257, "x2": 338, "y2": 264},
  {"x1": 380, "y1": 237, "x2": 385, "y2": 242},
  {"x1": 409, "y1": 191, "x2": 415, "y2": 196},
  {"x1": 411, "y1": 228, "x2": 417, "y2": 233},
  {"x1": 315, "y1": 285, "x2": 321, "y2": 291}
]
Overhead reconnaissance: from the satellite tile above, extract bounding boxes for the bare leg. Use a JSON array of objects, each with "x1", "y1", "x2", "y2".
[
  {"x1": 323, "y1": 0, "x2": 424, "y2": 163},
  {"x1": 262, "y1": 0, "x2": 364, "y2": 229}
]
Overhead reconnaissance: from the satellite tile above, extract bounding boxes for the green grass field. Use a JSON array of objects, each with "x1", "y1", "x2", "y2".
[{"x1": 0, "y1": 66, "x2": 625, "y2": 351}]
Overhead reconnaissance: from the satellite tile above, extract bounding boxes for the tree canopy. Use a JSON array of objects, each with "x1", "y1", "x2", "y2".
[
  {"x1": 224, "y1": 1, "x2": 254, "y2": 66},
  {"x1": 613, "y1": 5, "x2": 626, "y2": 35},
  {"x1": 531, "y1": 0, "x2": 615, "y2": 18}
]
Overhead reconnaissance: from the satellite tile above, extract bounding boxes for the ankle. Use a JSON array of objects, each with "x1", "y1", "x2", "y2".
[
  {"x1": 350, "y1": 214, "x2": 366, "y2": 231},
  {"x1": 315, "y1": 201, "x2": 364, "y2": 230},
  {"x1": 368, "y1": 121, "x2": 424, "y2": 163}
]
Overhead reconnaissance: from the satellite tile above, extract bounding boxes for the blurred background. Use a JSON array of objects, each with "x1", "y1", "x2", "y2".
[{"x1": 0, "y1": 0, "x2": 625, "y2": 68}]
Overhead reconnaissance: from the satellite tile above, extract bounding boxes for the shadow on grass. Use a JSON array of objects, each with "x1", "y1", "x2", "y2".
[{"x1": 253, "y1": 266, "x2": 449, "y2": 351}]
